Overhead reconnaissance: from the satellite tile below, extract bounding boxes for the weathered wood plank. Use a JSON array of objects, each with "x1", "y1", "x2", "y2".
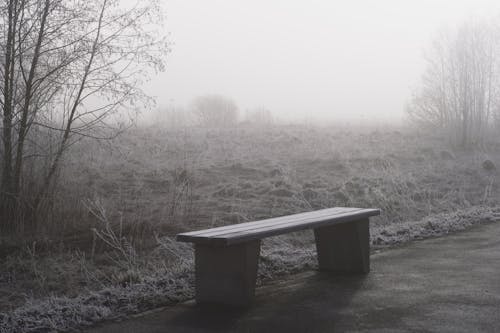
[
  {"x1": 177, "y1": 207, "x2": 380, "y2": 246},
  {"x1": 178, "y1": 207, "x2": 351, "y2": 238},
  {"x1": 181, "y1": 207, "x2": 354, "y2": 238},
  {"x1": 214, "y1": 209, "x2": 378, "y2": 246},
  {"x1": 203, "y1": 209, "x2": 370, "y2": 240}
]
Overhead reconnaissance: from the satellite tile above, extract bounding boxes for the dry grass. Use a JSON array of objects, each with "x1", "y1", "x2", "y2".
[
  {"x1": 62, "y1": 124, "x2": 500, "y2": 230},
  {"x1": 1, "y1": 123, "x2": 500, "y2": 332}
]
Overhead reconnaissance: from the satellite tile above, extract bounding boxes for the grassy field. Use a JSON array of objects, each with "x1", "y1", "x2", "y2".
[
  {"x1": 67, "y1": 123, "x2": 500, "y2": 231},
  {"x1": 1, "y1": 123, "x2": 500, "y2": 332}
]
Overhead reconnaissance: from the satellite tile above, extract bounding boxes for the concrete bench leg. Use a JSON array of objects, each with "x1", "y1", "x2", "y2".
[
  {"x1": 195, "y1": 240, "x2": 261, "y2": 306},
  {"x1": 314, "y1": 218, "x2": 370, "y2": 273}
]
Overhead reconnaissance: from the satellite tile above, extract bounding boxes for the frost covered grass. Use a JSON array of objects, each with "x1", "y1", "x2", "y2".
[
  {"x1": 0, "y1": 261, "x2": 194, "y2": 333},
  {"x1": 371, "y1": 205, "x2": 500, "y2": 245},
  {"x1": 2, "y1": 124, "x2": 500, "y2": 332}
]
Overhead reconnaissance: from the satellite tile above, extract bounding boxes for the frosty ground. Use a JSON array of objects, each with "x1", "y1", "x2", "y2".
[{"x1": 1, "y1": 124, "x2": 500, "y2": 332}]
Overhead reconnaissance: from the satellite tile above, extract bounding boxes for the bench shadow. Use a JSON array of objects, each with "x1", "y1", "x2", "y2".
[{"x1": 168, "y1": 271, "x2": 369, "y2": 332}]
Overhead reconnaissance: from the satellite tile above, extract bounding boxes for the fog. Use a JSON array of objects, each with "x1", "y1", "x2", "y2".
[
  {"x1": 4, "y1": 1, "x2": 500, "y2": 329},
  {"x1": 141, "y1": 0, "x2": 500, "y2": 123}
]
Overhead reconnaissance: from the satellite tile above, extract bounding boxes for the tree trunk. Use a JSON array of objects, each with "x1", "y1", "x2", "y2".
[
  {"x1": 1, "y1": 0, "x2": 18, "y2": 232},
  {"x1": 13, "y1": 0, "x2": 51, "y2": 197}
]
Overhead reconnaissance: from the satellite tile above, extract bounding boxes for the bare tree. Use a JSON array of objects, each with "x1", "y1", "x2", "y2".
[
  {"x1": 407, "y1": 20, "x2": 500, "y2": 147},
  {"x1": 0, "y1": 0, "x2": 168, "y2": 232}
]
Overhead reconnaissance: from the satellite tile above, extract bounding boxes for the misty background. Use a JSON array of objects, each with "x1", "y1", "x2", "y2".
[
  {"x1": 4, "y1": 0, "x2": 500, "y2": 331},
  {"x1": 143, "y1": 0, "x2": 500, "y2": 124}
]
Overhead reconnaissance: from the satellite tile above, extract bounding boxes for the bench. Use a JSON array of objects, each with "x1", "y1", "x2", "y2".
[{"x1": 176, "y1": 207, "x2": 380, "y2": 306}]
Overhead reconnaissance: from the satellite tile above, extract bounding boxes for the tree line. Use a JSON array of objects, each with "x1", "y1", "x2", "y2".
[{"x1": 408, "y1": 20, "x2": 500, "y2": 147}]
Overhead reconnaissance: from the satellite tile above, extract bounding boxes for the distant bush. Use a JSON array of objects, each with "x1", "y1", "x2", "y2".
[
  {"x1": 191, "y1": 95, "x2": 239, "y2": 127},
  {"x1": 482, "y1": 159, "x2": 496, "y2": 171}
]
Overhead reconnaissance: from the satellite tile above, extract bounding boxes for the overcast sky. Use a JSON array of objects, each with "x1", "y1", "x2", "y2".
[{"x1": 144, "y1": 0, "x2": 500, "y2": 123}]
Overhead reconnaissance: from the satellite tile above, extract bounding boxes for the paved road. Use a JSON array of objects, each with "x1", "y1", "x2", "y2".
[{"x1": 89, "y1": 222, "x2": 500, "y2": 332}]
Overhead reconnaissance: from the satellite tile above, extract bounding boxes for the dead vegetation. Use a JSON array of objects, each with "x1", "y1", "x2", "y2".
[{"x1": 1, "y1": 123, "x2": 500, "y2": 332}]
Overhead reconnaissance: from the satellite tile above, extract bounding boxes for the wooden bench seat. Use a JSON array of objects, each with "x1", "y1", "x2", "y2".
[{"x1": 176, "y1": 207, "x2": 380, "y2": 306}]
